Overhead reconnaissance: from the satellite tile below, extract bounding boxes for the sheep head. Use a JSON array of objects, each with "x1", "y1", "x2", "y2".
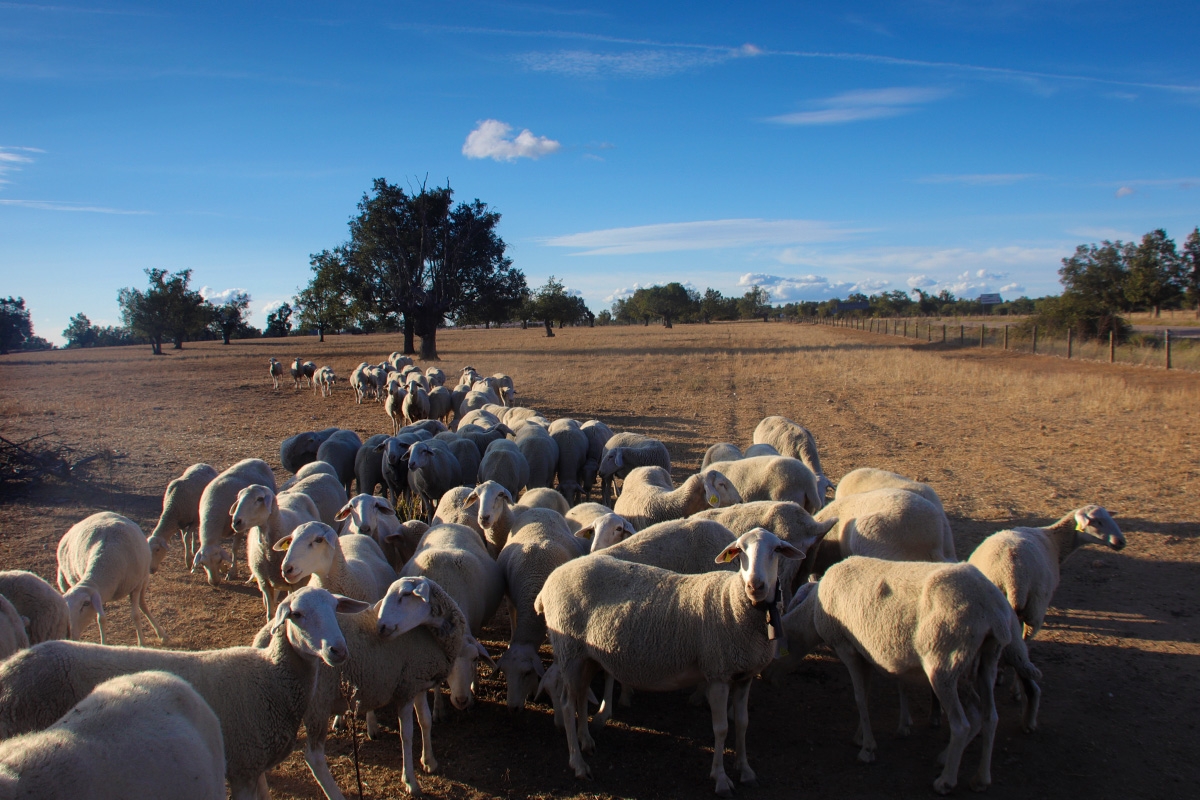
[
  {"x1": 1074, "y1": 505, "x2": 1125, "y2": 551},
  {"x1": 715, "y1": 527, "x2": 806, "y2": 605},
  {"x1": 272, "y1": 586, "x2": 367, "y2": 666},
  {"x1": 275, "y1": 521, "x2": 339, "y2": 584}
]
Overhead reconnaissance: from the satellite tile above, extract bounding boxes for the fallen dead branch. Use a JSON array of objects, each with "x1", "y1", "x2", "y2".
[{"x1": 0, "y1": 433, "x2": 125, "y2": 494}]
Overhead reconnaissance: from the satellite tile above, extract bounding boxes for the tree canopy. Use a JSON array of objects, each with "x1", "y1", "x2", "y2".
[
  {"x1": 0, "y1": 297, "x2": 33, "y2": 355},
  {"x1": 117, "y1": 269, "x2": 209, "y2": 355}
]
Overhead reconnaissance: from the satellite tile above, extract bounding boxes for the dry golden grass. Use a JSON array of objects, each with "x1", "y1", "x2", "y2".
[{"x1": 1, "y1": 322, "x2": 1198, "y2": 799}]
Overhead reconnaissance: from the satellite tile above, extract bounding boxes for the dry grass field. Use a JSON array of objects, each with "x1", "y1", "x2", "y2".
[{"x1": 2, "y1": 321, "x2": 1198, "y2": 799}]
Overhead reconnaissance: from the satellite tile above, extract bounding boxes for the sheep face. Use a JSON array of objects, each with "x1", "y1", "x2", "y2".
[
  {"x1": 275, "y1": 522, "x2": 338, "y2": 584},
  {"x1": 1075, "y1": 505, "x2": 1125, "y2": 551},
  {"x1": 716, "y1": 528, "x2": 806, "y2": 604},
  {"x1": 496, "y1": 643, "x2": 544, "y2": 711},
  {"x1": 335, "y1": 494, "x2": 395, "y2": 539},
  {"x1": 816, "y1": 475, "x2": 835, "y2": 505},
  {"x1": 229, "y1": 484, "x2": 275, "y2": 534},
  {"x1": 193, "y1": 545, "x2": 232, "y2": 587},
  {"x1": 702, "y1": 469, "x2": 742, "y2": 508},
  {"x1": 376, "y1": 577, "x2": 433, "y2": 639},
  {"x1": 446, "y1": 633, "x2": 495, "y2": 710},
  {"x1": 466, "y1": 481, "x2": 512, "y2": 530},
  {"x1": 272, "y1": 587, "x2": 367, "y2": 666},
  {"x1": 597, "y1": 448, "x2": 623, "y2": 478},
  {"x1": 62, "y1": 585, "x2": 105, "y2": 641},
  {"x1": 147, "y1": 536, "x2": 169, "y2": 574},
  {"x1": 582, "y1": 513, "x2": 636, "y2": 553}
]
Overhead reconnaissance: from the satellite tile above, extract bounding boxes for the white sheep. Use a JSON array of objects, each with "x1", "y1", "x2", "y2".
[
  {"x1": 147, "y1": 462, "x2": 218, "y2": 572},
  {"x1": 336, "y1": 493, "x2": 427, "y2": 569},
  {"x1": 285, "y1": 471, "x2": 349, "y2": 529},
  {"x1": 230, "y1": 483, "x2": 320, "y2": 621},
  {"x1": 399, "y1": 524, "x2": 504, "y2": 711},
  {"x1": 782, "y1": 557, "x2": 1042, "y2": 794},
  {"x1": 403, "y1": 380, "x2": 431, "y2": 426},
  {"x1": 276, "y1": 521, "x2": 395, "y2": 603},
  {"x1": 0, "y1": 670, "x2": 226, "y2": 800},
  {"x1": 835, "y1": 466, "x2": 946, "y2": 514},
  {"x1": 385, "y1": 383, "x2": 407, "y2": 434},
  {"x1": 597, "y1": 432, "x2": 671, "y2": 506},
  {"x1": 612, "y1": 465, "x2": 741, "y2": 530},
  {"x1": 0, "y1": 570, "x2": 70, "y2": 644},
  {"x1": 350, "y1": 362, "x2": 372, "y2": 404},
  {"x1": 313, "y1": 365, "x2": 336, "y2": 397},
  {"x1": 57, "y1": 511, "x2": 168, "y2": 646},
  {"x1": 0, "y1": 594, "x2": 28, "y2": 661},
  {"x1": 194, "y1": 458, "x2": 277, "y2": 585},
  {"x1": 701, "y1": 442, "x2": 742, "y2": 470},
  {"x1": 269, "y1": 357, "x2": 284, "y2": 390},
  {"x1": 563, "y1": 501, "x2": 614, "y2": 533},
  {"x1": 425, "y1": 367, "x2": 447, "y2": 387},
  {"x1": 809, "y1": 487, "x2": 955, "y2": 575},
  {"x1": 280, "y1": 458, "x2": 339, "y2": 490},
  {"x1": 968, "y1": 505, "x2": 1126, "y2": 640},
  {"x1": 573, "y1": 512, "x2": 637, "y2": 553},
  {"x1": 291, "y1": 357, "x2": 305, "y2": 388},
  {"x1": 706, "y1": 455, "x2": 823, "y2": 514},
  {"x1": 430, "y1": 486, "x2": 491, "y2": 554},
  {"x1": 0, "y1": 586, "x2": 364, "y2": 800},
  {"x1": 518, "y1": 486, "x2": 572, "y2": 516},
  {"x1": 752, "y1": 415, "x2": 834, "y2": 501},
  {"x1": 535, "y1": 528, "x2": 805, "y2": 796}
]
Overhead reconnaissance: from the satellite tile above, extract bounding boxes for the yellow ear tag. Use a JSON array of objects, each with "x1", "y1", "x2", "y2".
[
  {"x1": 278, "y1": 539, "x2": 290, "y2": 551},
  {"x1": 708, "y1": 494, "x2": 719, "y2": 506},
  {"x1": 1075, "y1": 520, "x2": 1086, "y2": 532},
  {"x1": 717, "y1": 548, "x2": 739, "y2": 563}
]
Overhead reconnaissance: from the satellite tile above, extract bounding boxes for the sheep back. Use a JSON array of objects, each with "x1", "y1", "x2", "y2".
[{"x1": 0, "y1": 570, "x2": 69, "y2": 644}]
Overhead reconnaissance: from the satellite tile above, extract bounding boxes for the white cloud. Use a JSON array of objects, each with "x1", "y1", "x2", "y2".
[
  {"x1": 200, "y1": 286, "x2": 250, "y2": 305},
  {"x1": 0, "y1": 146, "x2": 42, "y2": 185},
  {"x1": 1114, "y1": 186, "x2": 1135, "y2": 198},
  {"x1": 544, "y1": 218, "x2": 860, "y2": 256},
  {"x1": 917, "y1": 173, "x2": 1041, "y2": 185},
  {"x1": 516, "y1": 42, "x2": 760, "y2": 78},
  {"x1": 1000, "y1": 283, "x2": 1026, "y2": 294},
  {"x1": 736, "y1": 272, "x2": 889, "y2": 302},
  {"x1": 768, "y1": 86, "x2": 948, "y2": 126},
  {"x1": 776, "y1": 244, "x2": 1058, "y2": 274},
  {"x1": 260, "y1": 299, "x2": 290, "y2": 317},
  {"x1": 604, "y1": 283, "x2": 642, "y2": 303},
  {"x1": 907, "y1": 274, "x2": 937, "y2": 288},
  {"x1": 462, "y1": 119, "x2": 561, "y2": 162},
  {"x1": 975, "y1": 269, "x2": 1007, "y2": 280},
  {"x1": 0, "y1": 198, "x2": 150, "y2": 214}
]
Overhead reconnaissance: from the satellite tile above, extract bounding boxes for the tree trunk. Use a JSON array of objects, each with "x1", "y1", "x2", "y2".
[
  {"x1": 151, "y1": 336, "x2": 163, "y2": 355},
  {"x1": 1154, "y1": 305, "x2": 1161, "y2": 318},
  {"x1": 663, "y1": 316, "x2": 673, "y2": 328},
  {"x1": 418, "y1": 327, "x2": 439, "y2": 361},
  {"x1": 543, "y1": 319, "x2": 555, "y2": 337},
  {"x1": 485, "y1": 321, "x2": 490, "y2": 329},
  {"x1": 318, "y1": 325, "x2": 325, "y2": 343},
  {"x1": 402, "y1": 314, "x2": 416, "y2": 355},
  {"x1": 173, "y1": 338, "x2": 183, "y2": 350},
  {"x1": 222, "y1": 331, "x2": 231, "y2": 345},
  {"x1": 522, "y1": 320, "x2": 528, "y2": 330}
]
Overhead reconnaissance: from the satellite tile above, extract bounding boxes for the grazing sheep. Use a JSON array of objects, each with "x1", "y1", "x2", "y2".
[
  {"x1": 706, "y1": 456, "x2": 822, "y2": 514},
  {"x1": 459, "y1": 408, "x2": 503, "y2": 430},
  {"x1": 405, "y1": 439, "x2": 463, "y2": 522},
  {"x1": 550, "y1": 418, "x2": 589, "y2": 504},
  {"x1": 0, "y1": 586, "x2": 364, "y2": 800},
  {"x1": 743, "y1": 443, "x2": 779, "y2": 458},
  {"x1": 835, "y1": 467, "x2": 946, "y2": 514},
  {"x1": 403, "y1": 381, "x2": 431, "y2": 426},
  {"x1": 57, "y1": 512, "x2": 167, "y2": 646},
  {"x1": 301, "y1": 360, "x2": 317, "y2": 386},
  {"x1": 968, "y1": 505, "x2": 1126, "y2": 640},
  {"x1": 316, "y1": 429, "x2": 362, "y2": 495},
  {"x1": 808, "y1": 488, "x2": 956, "y2": 577},
  {"x1": 277, "y1": 521, "x2": 395, "y2": 604},
  {"x1": 390, "y1": 353, "x2": 414, "y2": 371},
  {"x1": 385, "y1": 384, "x2": 407, "y2": 433},
  {"x1": 535, "y1": 528, "x2": 806, "y2": 795},
  {"x1": 280, "y1": 427, "x2": 340, "y2": 474},
  {"x1": 579, "y1": 421, "x2": 613, "y2": 501},
  {"x1": 519, "y1": 486, "x2": 572, "y2": 516},
  {"x1": 598, "y1": 432, "x2": 671, "y2": 506},
  {"x1": 563, "y1": 501, "x2": 616, "y2": 534},
  {"x1": 573, "y1": 512, "x2": 638, "y2": 553},
  {"x1": 194, "y1": 458, "x2": 277, "y2": 585},
  {"x1": 612, "y1": 466, "x2": 742, "y2": 530},
  {"x1": 313, "y1": 365, "x2": 336, "y2": 397},
  {"x1": 335, "y1": 494, "x2": 426, "y2": 571},
  {"x1": 0, "y1": 595, "x2": 28, "y2": 661},
  {"x1": 291, "y1": 357, "x2": 305, "y2": 388},
  {"x1": 400, "y1": 525, "x2": 504, "y2": 711},
  {"x1": 354, "y1": 434, "x2": 391, "y2": 497},
  {"x1": 286, "y1": 472, "x2": 350, "y2": 528},
  {"x1": 269, "y1": 357, "x2": 284, "y2": 390},
  {"x1": 350, "y1": 362, "x2": 372, "y2": 404},
  {"x1": 147, "y1": 462, "x2": 218, "y2": 572},
  {"x1": 503, "y1": 406, "x2": 542, "y2": 428},
  {"x1": 230, "y1": 484, "x2": 321, "y2": 621},
  {"x1": 478, "y1": 438, "x2": 530, "y2": 500},
  {"x1": 460, "y1": 388, "x2": 500, "y2": 416},
  {"x1": 0, "y1": 670, "x2": 226, "y2": 800},
  {"x1": 701, "y1": 442, "x2": 743, "y2": 470},
  {"x1": 782, "y1": 557, "x2": 1042, "y2": 794},
  {"x1": 515, "y1": 421, "x2": 560, "y2": 490},
  {"x1": 752, "y1": 416, "x2": 833, "y2": 502},
  {"x1": 425, "y1": 367, "x2": 446, "y2": 387},
  {"x1": 280, "y1": 459, "x2": 339, "y2": 490},
  {"x1": 300, "y1": 577, "x2": 466, "y2": 798},
  {"x1": 0, "y1": 571, "x2": 69, "y2": 644},
  {"x1": 492, "y1": 373, "x2": 516, "y2": 406}
]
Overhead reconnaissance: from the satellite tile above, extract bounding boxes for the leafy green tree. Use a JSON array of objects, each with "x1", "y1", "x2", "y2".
[
  {"x1": 596, "y1": 309, "x2": 613, "y2": 326},
  {"x1": 738, "y1": 285, "x2": 771, "y2": 320},
  {"x1": 118, "y1": 269, "x2": 208, "y2": 355},
  {"x1": 210, "y1": 291, "x2": 252, "y2": 345},
  {"x1": 1125, "y1": 229, "x2": 1183, "y2": 316},
  {"x1": 531, "y1": 276, "x2": 582, "y2": 337},
  {"x1": 64, "y1": 313, "x2": 98, "y2": 348},
  {"x1": 1059, "y1": 241, "x2": 1129, "y2": 312},
  {"x1": 296, "y1": 248, "x2": 355, "y2": 342},
  {"x1": 265, "y1": 303, "x2": 293, "y2": 338},
  {"x1": 1181, "y1": 227, "x2": 1200, "y2": 318},
  {"x1": 0, "y1": 297, "x2": 33, "y2": 355},
  {"x1": 639, "y1": 282, "x2": 697, "y2": 328}
]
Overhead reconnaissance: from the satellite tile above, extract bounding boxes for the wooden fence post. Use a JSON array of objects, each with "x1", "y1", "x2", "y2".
[
  {"x1": 927, "y1": 323, "x2": 931, "y2": 342},
  {"x1": 1032, "y1": 325, "x2": 1037, "y2": 355},
  {"x1": 942, "y1": 323, "x2": 946, "y2": 342},
  {"x1": 1166, "y1": 329, "x2": 1172, "y2": 370},
  {"x1": 1004, "y1": 325, "x2": 1008, "y2": 350},
  {"x1": 980, "y1": 324, "x2": 986, "y2": 348},
  {"x1": 904, "y1": 319, "x2": 908, "y2": 338},
  {"x1": 1067, "y1": 328, "x2": 1073, "y2": 359},
  {"x1": 1109, "y1": 330, "x2": 1115, "y2": 363},
  {"x1": 960, "y1": 324, "x2": 964, "y2": 344}
]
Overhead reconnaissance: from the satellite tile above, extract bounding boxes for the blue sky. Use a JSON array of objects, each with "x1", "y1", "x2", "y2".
[{"x1": 2, "y1": 1, "x2": 1198, "y2": 344}]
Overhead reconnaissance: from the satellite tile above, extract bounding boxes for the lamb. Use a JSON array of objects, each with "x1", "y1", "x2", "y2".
[
  {"x1": 492, "y1": 373, "x2": 516, "y2": 406},
  {"x1": 781, "y1": 557, "x2": 1042, "y2": 794},
  {"x1": 706, "y1": 455, "x2": 822, "y2": 514},
  {"x1": 300, "y1": 577, "x2": 466, "y2": 798},
  {"x1": 807, "y1": 488, "x2": 956, "y2": 576},
  {"x1": 0, "y1": 595, "x2": 28, "y2": 661},
  {"x1": 968, "y1": 505, "x2": 1125, "y2": 640},
  {"x1": 276, "y1": 521, "x2": 395, "y2": 604},
  {"x1": 57, "y1": 511, "x2": 168, "y2": 646},
  {"x1": 579, "y1": 420, "x2": 613, "y2": 500},
  {"x1": 612, "y1": 466, "x2": 742, "y2": 530},
  {"x1": 316, "y1": 428, "x2": 362, "y2": 495},
  {"x1": 0, "y1": 670, "x2": 226, "y2": 800},
  {"x1": 403, "y1": 381, "x2": 431, "y2": 426},
  {"x1": 354, "y1": 434, "x2": 390, "y2": 497},
  {"x1": 313, "y1": 365, "x2": 336, "y2": 397},
  {"x1": 597, "y1": 431, "x2": 671, "y2": 506},
  {"x1": 286, "y1": 471, "x2": 350, "y2": 528},
  {"x1": 406, "y1": 439, "x2": 463, "y2": 522},
  {"x1": 194, "y1": 458, "x2": 277, "y2": 585},
  {"x1": 335, "y1": 494, "x2": 427, "y2": 571},
  {"x1": 752, "y1": 415, "x2": 834, "y2": 502},
  {"x1": 701, "y1": 442, "x2": 742, "y2": 470},
  {"x1": 0, "y1": 586, "x2": 364, "y2": 800},
  {"x1": 269, "y1": 357, "x2": 284, "y2": 390},
  {"x1": 280, "y1": 426, "x2": 340, "y2": 473},
  {"x1": 835, "y1": 467, "x2": 946, "y2": 514},
  {"x1": 549, "y1": 418, "x2": 589, "y2": 504},
  {"x1": 147, "y1": 462, "x2": 218, "y2": 572},
  {"x1": 230, "y1": 484, "x2": 321, "y2": 620},
  {"x1": 477, "y1": 437, "x2": 530, "y2": 500},
  {"x1": 400, "y1": 524, "x2": 504, "y2": 711},
  {"x1": 515, "y1": 421, "x2": 560, "y2": 490},
  {"x1": 0, "y1": 570, "x2": 70, "y2": 644},
  {"x1": 535, "y1": 528, "x2": 806, "y2": 796}
]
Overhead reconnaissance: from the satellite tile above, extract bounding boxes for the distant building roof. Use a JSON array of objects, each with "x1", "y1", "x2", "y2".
[{"x1": 978, "y1": 293, "x2": 1003, "y2": 305}]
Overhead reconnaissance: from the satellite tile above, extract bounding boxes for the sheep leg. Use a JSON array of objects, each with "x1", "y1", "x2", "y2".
[
  {"x1": 302, "y1": 726, "x2": 346, "y2": 800},
  {"x1": 128, "y1": 590, "x2": 146, "y2": 646},
  {"x1": 137, "y1": 584, "x2": 169, "y2": 643},
  {"x1": 897, "y1": 684, "x2": 913, "y2": 736},
  {"x1": 706, "y1": 680, "x2": 735, "y2": 797},
  {"x1": 838, "y1": 648, "x2": 877, "y2": 762},
  {"x1": 1018, "y1": 674, "x2": 1041, "y2": 733},
  {"x1": 970, "y1": 653, "x2": 1000, "y2": 793},
  {"x1": 229, "y1": 780, "x2": 260, "y2": 800},
  {"x1": 930, "y1": 687, "x2": 942, "y2": 728},
  {"x1": 591, "y1": 672, "x2": 615, "y2": 731},
  {"x1": 256, "y1": 772, "x2": 272, "y2": 800},
  {"x1": 396, "y1": 699, "x2": 422, "y2": 796},
  {"x1": 731, "y1": 677, "x2": 757, "y2": 786},
  {"x1": 415, "y1": 691, "x2": 438, "y2": 774},
  {"x1": 930, "y1": 669, "x2": 970, "y2": 795},
  {"x1": 560, "y1": 658, "x2": 593, "y2": 779}
]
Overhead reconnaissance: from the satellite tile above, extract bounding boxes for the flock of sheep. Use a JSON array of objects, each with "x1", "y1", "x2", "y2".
[{"x1": 0, "y1": 352, "x2": 1129, "y2": 799}]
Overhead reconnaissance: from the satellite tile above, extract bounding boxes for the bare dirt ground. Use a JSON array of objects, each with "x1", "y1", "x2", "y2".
[{"x1": 1, "y1": 322, "x2": 1197, "y2": 800}]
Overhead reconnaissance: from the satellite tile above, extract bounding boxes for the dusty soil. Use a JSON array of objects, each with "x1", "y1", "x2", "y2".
[{"x1": 1, "y1": 322, "x2": 1197, "y2": 800}]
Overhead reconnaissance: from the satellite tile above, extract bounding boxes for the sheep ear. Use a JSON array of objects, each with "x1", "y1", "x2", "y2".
[
  {"x1": 1074, "y1": 509, "x2": 1093, "y2": 531},
  {"x1": 776, "y1": 540, "x2": 807, "y2": 560},
  {"x1": 376, "y1": 502, "x2": 396, "y2": 516},
  {"x1": 410, "y1": 580, "x2": 431, "y2": 602},
  {"x1": 334, "y1": 505, "x2": 352, "y2": 522},
  {"x1": 228, "y1": 501, "x2": 239, "y2": 517},
  {"x1": 333, "y1": 594, "x2": 371, "y2": 615},
  {"x1": 270, "y1": 602, "x2": 292, "y2": 635},
  {"x1": 273, "y1": 534, "x2": 295, "y2": 552},
  {"x1": 715, "y1": 544, "x2": 742, "y2": 564},
  {"x1": 501, "y1": 487, "x2": 513, "y2": 503},
  {"x1": 464, "y1": 490, "x2": 479, "y2": 508},
  {"x1": 814, "y1": 518, "x2": 838, "y2": 537},
  {"x1": 88, "y1": 588, "x2": 105, "y2": 619},
  {"x1": 475, "y1": 639, "x2": 496, "y2": 670},
  {"x1": 575, "y1": 525, "x2": 595, "y2": 540}
]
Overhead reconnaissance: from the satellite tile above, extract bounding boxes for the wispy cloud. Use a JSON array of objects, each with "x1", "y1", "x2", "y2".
[
  {"x1": 517, "y1": 43, "x2": 760, "y2": 78},
  {"x1": 462, "y1": 119, "x2": 561, "y2": 161},
  {"x1": 917, "y1": 173, "x2": 1041, "y2": 185},
  {"x1": 776, "y1": 243, "x2": 1057, "y2": 273},
  {"x1": 0, "y1": 198, "x2": 150, "y2": 214},
  {"x1": 543, "y1": 218, "x2": 861, "y2": 256},
  {"x1": 737, "y1": 272, "x2": 890, "y2": 302},
  {"x1": 200, "y1": 286, "x2": 249, "y2": 305},
  {"x1": 1114, "y1": 186, "x2": 1135, "y2": 198},
  {"x1": 768, "y1": 87, "x2": 948, "y2": 126},
  {"x1": 1108, "y1": 177, "x2": 1200, "y2": 190},
  {"x1": 0, "y1": 145, "x2": 42, "y2": 185}
]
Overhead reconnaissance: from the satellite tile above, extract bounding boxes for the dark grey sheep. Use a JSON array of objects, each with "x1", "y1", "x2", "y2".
[
  {"x1": 406, "y1": 440, "x2": 463, "y2": 522},
  {"x1": 457, "y1": 422, "x2": 514, "y2": 456},
  {"x1": 398, "y1": 420, "x2": 446, "y2": 437},
  {"x1": 549, "y1": 418, "x2": 589, "y2": 505},
  {"x1": 377, "y1": 433, "x2": 423, "y2": 507},
  {"x1": 598, "y1": 431, "x2": 671, "y2": 506},
  {"x1": 316, "y1": 429, "x2": 362, "y2": 495},
  {"x1": 580, "y1": 420, "x2": 613, "y2": 501},
  {"x1": 515, "y1": 422, "x2": 559, "y2": 490},
  {"x1": 354, "y1": 434, "x2": 391, "y2": 496},
  {"x1": 280, "y1": 427, "x2": 340, "y2": 474},
  {"x1": 478, "y1": 439, "x2": 529, "y2": 499},
  {"x1": 436, "y1": 432, "x2": 482, "y2": 488},
  {"x1": 428, "y1": 386, "x2": 454, "y2": 425}
]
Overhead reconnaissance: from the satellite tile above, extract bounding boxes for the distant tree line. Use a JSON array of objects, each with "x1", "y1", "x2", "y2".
[{"x1": 0, "y1": 297, "x2": 53, "y2": 354}]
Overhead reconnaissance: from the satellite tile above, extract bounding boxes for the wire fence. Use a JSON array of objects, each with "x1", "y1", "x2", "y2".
[{"x1": 806, "y1": 316, "x2": 1200, "y2": 372}]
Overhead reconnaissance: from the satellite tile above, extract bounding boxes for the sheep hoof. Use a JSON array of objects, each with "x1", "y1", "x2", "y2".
[
  {"x1": 570, "y1": 756, "x2": 592, "y2": 780},
  {"x1": 969, "y1": 775, "x2": 990, "y2": 793},
  {"x1": 933, "y1": 777, "x2": 955, "y2": 795},
  {"x1": 857, "y1": 748, "x2": 876, "y2": 764},
  {"x1": 714, "y1": 775, "x2": 735, "y2": 797},
  {"x1": 896, "y1": 723, "x2": 911, "y2": 737},
  {"x1": 403, "y1": 780, "x2": 423, "y2": 796},
  {"x1": 421, "y1": 757, "x2": 438, "y2": 774}
]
